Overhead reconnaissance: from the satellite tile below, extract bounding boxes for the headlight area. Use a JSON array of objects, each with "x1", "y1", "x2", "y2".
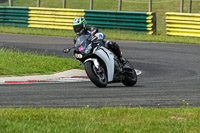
[{"x1": 74, "y1": 53, "x2": 83, "y2": 59}]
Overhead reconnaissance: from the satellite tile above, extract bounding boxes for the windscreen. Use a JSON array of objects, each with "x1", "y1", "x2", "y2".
[
  {"x1": 75, "y1": 35, "x2": 91, "y2": 54},
  {"x1": 75, "y1": 35, "x2": 90, "y2": 47}
]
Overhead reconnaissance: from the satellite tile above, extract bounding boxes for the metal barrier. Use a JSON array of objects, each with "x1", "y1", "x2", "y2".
[
  {"x1": 166, "y1": 12, "x2": 200, "y2": 37},
  {"x1": 85, "y1": 10, "x2": 156, "y2": 35},
  {"x1": 0, "y1": 6, "x2": 156, "y2": 35}
]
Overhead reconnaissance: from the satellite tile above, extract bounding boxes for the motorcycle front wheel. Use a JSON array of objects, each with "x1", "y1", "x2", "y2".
[{"x1": 84, "y1": 61, "x2": 108, "y2": 88}]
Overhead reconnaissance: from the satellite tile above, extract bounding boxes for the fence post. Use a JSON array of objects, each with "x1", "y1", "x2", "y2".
[
  {"x1": 90, "y1": 0, "x2": 93, "y2": 10},
  {"x1": 9, "y1": 0, "x2": 13, "y2": 6},
  {"x1": 188, "y1": 0, "x2": 192, "y2": 13},
  {"x1": 37, "y1": 0, "x2": 40, "y2": 7},
  {"x1": 63, "y1": 0, "x2": 66, "y2": 8},
  {"x1": 149, "y1": 0, "x2": 152, "y2": 12},
  {"x1": 118, "y1": 0, "x2": 122, "y2": 11},
  {"x1": 180, "y1": 0, "x2": 184, "y2": 12}
]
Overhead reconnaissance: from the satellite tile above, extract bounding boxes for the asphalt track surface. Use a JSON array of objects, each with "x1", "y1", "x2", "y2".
[{"x1": 0, "y1": 33, "x2": 200, "y2": 108}]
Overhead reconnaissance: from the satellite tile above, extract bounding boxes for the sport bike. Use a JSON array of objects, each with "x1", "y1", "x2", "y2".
[{"x1": 64, "y1": 35, "x2": 137, "y2": 88}]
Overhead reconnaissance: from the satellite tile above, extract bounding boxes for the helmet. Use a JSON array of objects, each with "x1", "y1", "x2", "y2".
[{"x1": 72, "y1": 17, "x2": 87, "y2": 35}]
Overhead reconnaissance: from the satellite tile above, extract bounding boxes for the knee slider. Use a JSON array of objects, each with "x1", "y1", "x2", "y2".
[{"x1": 106, "y1": 41, "x2": 119, "y2": 50}]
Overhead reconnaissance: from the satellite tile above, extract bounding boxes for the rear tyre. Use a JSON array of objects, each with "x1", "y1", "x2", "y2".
[
  {"x1": 122, "y1": 69, "x2": 137, "y2": 86},
  {"x1": 85, "y1": 61, "x2": 108, "y2": 88}
]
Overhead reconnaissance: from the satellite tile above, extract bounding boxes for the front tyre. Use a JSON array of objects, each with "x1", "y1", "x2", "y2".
[
  {"x1": 84, "y1": 61, "x2": 108, "y2": 88},
  {"x1": 122, "y1": 69, "x2": 137, "y2": 86}
]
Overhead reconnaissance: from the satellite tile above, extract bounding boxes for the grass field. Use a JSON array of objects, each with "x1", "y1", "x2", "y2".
[
  {"x1": 1, "y1": 107, "x2": 200, "y2": 133},
  {"x1": 0, "y1": 48, "x2": 83, "y2": 76}
]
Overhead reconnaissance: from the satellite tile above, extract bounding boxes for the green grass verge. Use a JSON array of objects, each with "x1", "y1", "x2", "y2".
[
  {"x1": 0, "y1": 107, "x2": 200, "y2": 133},
  {"x1": 0, "y1": 48, "x2": 83, "y2": 76},
  {"x1": 1, "y1": 26, "x2": 200, "y2": 45},
  {"x1": 0, "y1": 26, "x2": 75, "y2": 37}
]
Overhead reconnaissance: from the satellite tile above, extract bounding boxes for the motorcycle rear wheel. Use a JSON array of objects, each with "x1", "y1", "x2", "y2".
[
  {"x1": 85, "y1": 61, "x2": 108, "y2": 88},
  {"x1": 122, "y1": 69, "x2": 137, "y2": 86}
]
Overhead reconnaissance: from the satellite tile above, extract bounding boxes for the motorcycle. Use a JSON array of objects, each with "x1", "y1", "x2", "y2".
[{"x1": 64, "y1": 35, "x2": 137, "y2": 88}]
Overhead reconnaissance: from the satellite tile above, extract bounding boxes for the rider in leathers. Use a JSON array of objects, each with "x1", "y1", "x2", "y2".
[{"x1": 72, "y1": 17, "x2": 126, "y2": 64}]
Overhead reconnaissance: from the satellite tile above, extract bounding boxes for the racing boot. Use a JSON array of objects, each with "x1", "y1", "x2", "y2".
[{"x1": 116, "y1": 49, "x2": 127, "y2": 65}]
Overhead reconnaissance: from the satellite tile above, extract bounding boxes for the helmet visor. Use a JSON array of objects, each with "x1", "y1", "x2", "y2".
[{"x1": 73, "y1": 24, "x2": 83, "y2": 34}]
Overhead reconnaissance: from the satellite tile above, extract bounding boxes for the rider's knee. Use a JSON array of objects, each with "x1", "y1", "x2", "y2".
[{"x1": 105, "y1": 41, "x2": 119, "y2": 50}]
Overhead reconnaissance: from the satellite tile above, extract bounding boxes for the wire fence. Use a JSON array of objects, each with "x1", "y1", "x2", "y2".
[{"x1": 0, "y1": 0, "x2": 199, "y2": 13}]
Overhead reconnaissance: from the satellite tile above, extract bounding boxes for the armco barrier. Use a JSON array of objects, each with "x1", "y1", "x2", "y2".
[
  {"x1": 0, "y1": 6, "x2": 29, "y2": 27},
  {"x1": 28, "y1": 7, "x2": 85, "y2": 30},
  {"x1": 166, "y1": 12, "x2": 200, "y2": 37},
  {"x1": 0, "y1": 6, "x2": 85, "y2": 30},
  {"x1": 0, "y1": 6, "x2": 156, "y2": 34},
  {"x1": 85, "y1": 10, "x2": 156, "y2": 35}
]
